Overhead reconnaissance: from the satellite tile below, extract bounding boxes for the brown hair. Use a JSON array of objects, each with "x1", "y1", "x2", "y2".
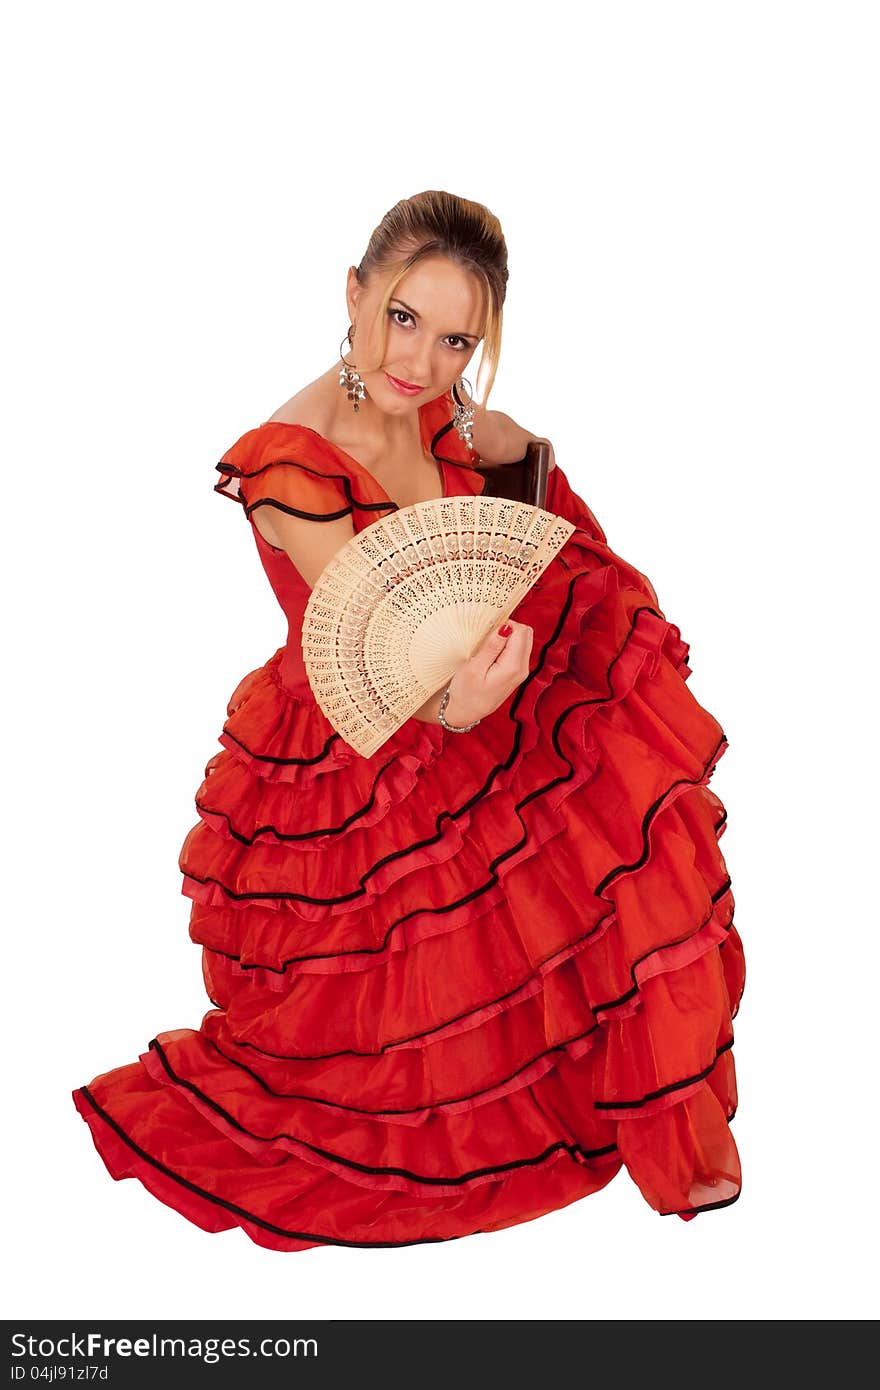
[{"x1": 352, "y1": 189, "x2": 509, "y2": 404}]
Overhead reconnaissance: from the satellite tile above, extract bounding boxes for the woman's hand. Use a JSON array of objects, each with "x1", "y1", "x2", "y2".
[{"x1": 443, "y1": 620, "x2": 535, "y2": 725}]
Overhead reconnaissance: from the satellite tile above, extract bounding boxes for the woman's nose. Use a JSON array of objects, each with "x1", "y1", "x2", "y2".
[{"x1": 406, "y1": 348, "x2": 434, "y2": 384}]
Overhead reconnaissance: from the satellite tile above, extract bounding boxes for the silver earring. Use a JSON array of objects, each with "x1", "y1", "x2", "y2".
[
  {"x1": 452, "y1": 377, "x2": 476, "y2": 449},
  {"x1": 339, "y1": 325, "x2": 367, "y2": 411}
]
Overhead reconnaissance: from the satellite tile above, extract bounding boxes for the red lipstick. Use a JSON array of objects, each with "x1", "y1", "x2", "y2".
[{"x1": 385, "y1": 371, "x2": 425, "y2": 396}]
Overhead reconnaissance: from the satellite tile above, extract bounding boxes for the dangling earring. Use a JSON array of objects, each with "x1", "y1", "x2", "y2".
[
  {"x1": 339, "y1": 324, "x2": 367, "y2": 411},
  {"x1": 452, "y1": 377, "x2": 476, "y2": 450}
]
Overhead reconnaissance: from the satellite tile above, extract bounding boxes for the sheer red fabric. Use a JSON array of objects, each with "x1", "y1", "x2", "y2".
[{"x1": 72, "y1": 389, "x2": 744, "y2": 1251}]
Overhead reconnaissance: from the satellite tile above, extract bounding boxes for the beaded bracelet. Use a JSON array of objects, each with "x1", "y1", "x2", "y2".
[{"x1": 437, "y1": 682, "x2": 482, "y2": 733}]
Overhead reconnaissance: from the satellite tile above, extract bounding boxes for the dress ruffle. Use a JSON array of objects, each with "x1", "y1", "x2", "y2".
[{"x1": 73, "y1": 502, "x2": 744, "y2": 1248}]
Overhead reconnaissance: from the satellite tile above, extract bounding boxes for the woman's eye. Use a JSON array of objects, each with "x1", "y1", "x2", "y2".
[{"x1": 388, "y1": 308, "x2": 469, "y2": 351}]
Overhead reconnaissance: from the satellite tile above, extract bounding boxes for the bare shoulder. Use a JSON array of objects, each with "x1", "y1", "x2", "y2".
[{"x1": 265, "y1": 375, "x2": 336, "y2": 432}]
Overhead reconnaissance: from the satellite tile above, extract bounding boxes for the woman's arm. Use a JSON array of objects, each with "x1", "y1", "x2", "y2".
[
  {"x1": 410, "y1": 686, "x2": 449, "y2": 724},
  {"x1": 470, "y1": 404, "x2": 556, "y2": 471}
]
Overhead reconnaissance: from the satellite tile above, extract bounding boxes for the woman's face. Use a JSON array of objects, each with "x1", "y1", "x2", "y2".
[{"x1": 345, "y1": 253, "x2": 485, "y2": 414}]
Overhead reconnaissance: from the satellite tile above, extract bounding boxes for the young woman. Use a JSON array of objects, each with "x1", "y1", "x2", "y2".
[{"x1": 72, "y1": 189, "x2": 744, "y2": 1252}]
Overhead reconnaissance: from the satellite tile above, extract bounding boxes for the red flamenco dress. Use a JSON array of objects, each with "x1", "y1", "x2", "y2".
[{"x1": 72, "y1": 389, "x2": 745, "y2": 1251}]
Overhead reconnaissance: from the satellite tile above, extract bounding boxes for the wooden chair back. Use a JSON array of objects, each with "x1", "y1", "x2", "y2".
[{"x1": 473, "y1": 440, "x2": 552, "y2": 510}]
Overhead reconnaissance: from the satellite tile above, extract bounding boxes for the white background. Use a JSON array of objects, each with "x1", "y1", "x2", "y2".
[{"x1": 4, "y1": 0, "x2": 877, "y2": 1322}]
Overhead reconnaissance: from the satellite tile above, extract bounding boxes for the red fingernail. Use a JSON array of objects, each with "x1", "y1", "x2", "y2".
[{"x1": 498, "y1": 623, "x2": 512, "y2": 637}]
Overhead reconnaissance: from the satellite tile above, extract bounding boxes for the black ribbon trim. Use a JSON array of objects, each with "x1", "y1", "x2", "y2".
[
  {"x1": 213, "y1": 920, "x2": 615, "y2": 1061},
  {"x1": 194, "y1": 748, "x2": 407, "y2": 838},
  {"x1": 75, "y1": 1086, "x2": 464, "y2": 1248},
  {"x1": 213, "y1": 459, "x2": 395, "y2": 519},
  {"x1": 198, "y1": 878, "x2": 734, "y2": 1106},
  {"x1": 202, "y1": 856, "x2": 728, "y2": 1061},
  {"x1": 218, "y1": 724, "x2": 344, "y2": 768},
  {"x1": 146, "y1": 1038, "x2": 620, "y2": 1185},
  {"x1": 75, "y1": 1084, "x2": 738, "y2": 1242},
  {"x1": 142, "y1": 1032, "x2": 733, "y2": 1175},
  {"x1": 594, "y1": 1036, "x2": 735, "y2": 1111},
  {"x1": 202, "y1": 1024, "x2": 601, "y2": 1116},
  {"x1": 589, "y1": 880, "x2": 733, "y2": 1015},
  {"x1": 660, "y1": 1190, "x2": 742, "y2": 1217},
  {"x1": 187, "y1": 700, "x2": 727, "y2": 971}
]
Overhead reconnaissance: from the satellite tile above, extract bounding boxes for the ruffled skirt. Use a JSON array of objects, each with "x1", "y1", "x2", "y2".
[{"x1": 72, "y1": 523, "x2": 744, "y2": 1251}]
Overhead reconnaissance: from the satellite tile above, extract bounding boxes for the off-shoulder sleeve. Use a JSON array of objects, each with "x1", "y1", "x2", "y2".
[{"x1": 214, "y1": 427, "x2": 354, "y2": 523}]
